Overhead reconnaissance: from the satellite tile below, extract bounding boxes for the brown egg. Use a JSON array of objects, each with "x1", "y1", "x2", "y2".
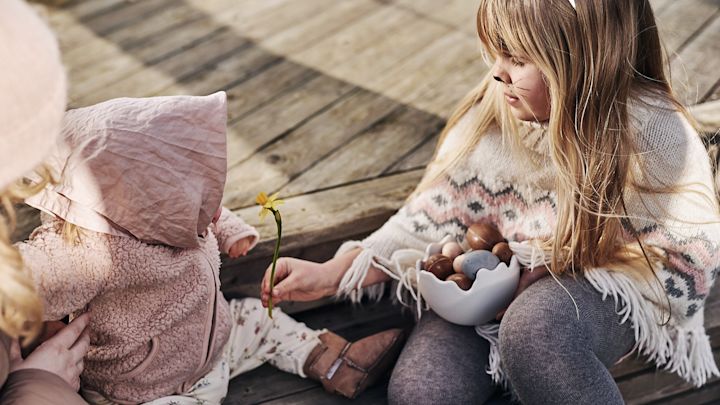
[
  {"x1": 423, "y1": 254, "x2": 454, "y2": 280},
  {"x1": 466, "y1": 223, "x2": 504, "y2": 251},
  {"x1": 441, "y1": 241, "x2": 463, "y2": 261},
  {"x1": 445, "y1": 273, "x2": 473, "y2": 291},
  {"x1": 492, "y1": 242, "x2": 513, "y2": 265}
]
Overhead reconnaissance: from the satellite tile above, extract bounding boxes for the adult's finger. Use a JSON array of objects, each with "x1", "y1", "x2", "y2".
[
  {"x1": 51, "y1": 312, "x2": 91, "y2": 349},
  {"x1": 69, "y1": 327, "x2": 91, "y2": 360},
  {"x1": 263, "y1": 260, "x2": 290, "y2": 294}
]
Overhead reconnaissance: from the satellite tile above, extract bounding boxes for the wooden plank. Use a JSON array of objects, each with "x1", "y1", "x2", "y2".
[
  {"x1": 649, "y1": 0, "x2": 676, "y2": 15},
  {"x1": 80, "y1": 0, "x2": 176, "y2": 37},
  {"x1": 670, "y1": 13, "x2": 720, "y2": 105},
  {"x1": 652, "y1": 380, "x2": 720, "y2": 404},
  {"x1": 64, "y1": 0, "x2": 128, "y2": 20},
  {"x1": 617, "y1": 347, "x2": 720, "y2": 404},
  {"x1": 654, "y1": 0, "x2": 719, "y2": 57},
  {"x1": 223, "y1": 60, "x2": 320, "y2": 125},
  {"x1": 367, "y1": 29, "x2": 484, "y2": 117},
  {"x1": 223, "y1": 89, "x2": 400, "y2": 206},
  {"x1": 72, "y1": 26, "x2": 249, "y2": 106},
  {"x1": 63, "y1": 1, "x2": 207, "y2": 73},
  {"x1": 225, "y1": 73, "x2": 356, "y2": 165},
  {"x1": 68, "y1": 17, "x2": 241, "y2": 104},
  {"x1": 394, "y1": 0, "x2": 479, "y2": 35},
  {"x1": 228, "y1": 170, "x2": 424, "y2": 258},
  {"x1": 282, "y1": 106, "x2": 444, "y2": 197},
  {"x1": 10, "y1": 205, "x2": 41, "y2": 244},
  {"x1": 63, "y1": 0, "x2": 297, "y2": 103},
  {"x1": 384, "y1": 134, "x2": 439, "y2": 174},
  {"x1": 326, "y1": 15, "x2": 450, "y2": 86},
  {"x1": 209, "y1": 0, "x2": 338, "y2": 43},
  {"x1": 257, "y1": 383, "x2": 389, "y2": 405},
  {"x1": 168, "y1": 45, "x2": 282, "y2": 97},
  {"x1": 259, "y1": 0, "x2": 380, "y2": 56},
  {"x1": 292, "y1": 6, "x2": 417, "y2": 77}
]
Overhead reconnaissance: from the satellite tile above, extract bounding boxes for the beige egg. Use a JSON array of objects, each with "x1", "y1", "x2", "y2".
[
  {"x1": 441, "y1": 241, "x2": 463, "y2": 261},
  {"x1": 453, "y1": 253, "x2": 466, "y2": 273}
]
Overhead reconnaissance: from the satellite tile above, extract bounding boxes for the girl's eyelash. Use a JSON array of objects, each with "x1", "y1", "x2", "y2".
[{"x1": 511, "y1": 58, "x2": 525, "y2": 66}]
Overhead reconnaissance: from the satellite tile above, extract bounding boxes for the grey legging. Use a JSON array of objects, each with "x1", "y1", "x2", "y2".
[{"x1": 388, "y1": 276, "x2": 636, "y2": 404}]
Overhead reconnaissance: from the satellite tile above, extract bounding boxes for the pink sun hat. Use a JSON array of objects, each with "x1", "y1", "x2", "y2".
[{"x1": 0, "y1": 0, "x2": 67, "y2": 190}]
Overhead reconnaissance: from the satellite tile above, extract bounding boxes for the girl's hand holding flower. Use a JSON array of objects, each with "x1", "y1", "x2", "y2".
[{"x1": 260, "y1": 257, "x2": 340, "y2": 307}]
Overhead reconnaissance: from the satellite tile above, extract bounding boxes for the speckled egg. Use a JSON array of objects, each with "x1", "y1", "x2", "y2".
[
  {"x1": 423, "y1": 254, "x2": 454, "y2": 280},
  {"x1": 445, "y1": 273, "x2": 473, "y2": 291},
  {"x1": 491, "y1": 242, "x2": 513, "y2": 265},
  {"x1": 441, "y1": 241, "x2": 464, "y2": 261},
  {"x1": 459, "y1": 250, "x2": 501, "y2": 280},
  {"x1": 466, "y1": 223, "x2": 504, "y2": 251}
]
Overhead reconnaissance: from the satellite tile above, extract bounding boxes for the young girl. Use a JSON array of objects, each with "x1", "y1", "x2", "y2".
[
  {"x1": 261, "y1": 0, "x2": 720, "y2": 403},
  {"x1": 16, "y1": 92, "x2": 404, "y2": 404}
]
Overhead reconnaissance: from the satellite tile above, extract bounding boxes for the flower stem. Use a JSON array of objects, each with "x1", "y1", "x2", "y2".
[{"x1": 267, "y1": 209, "x2": 282, "y2": 318}]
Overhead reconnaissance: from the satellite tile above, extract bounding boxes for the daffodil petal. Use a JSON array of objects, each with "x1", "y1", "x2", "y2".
[{"x1": 255, "y1": 192, "x2": 268, "y2": 205}]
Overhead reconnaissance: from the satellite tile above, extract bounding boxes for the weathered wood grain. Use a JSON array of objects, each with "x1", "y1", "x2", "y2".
[
  {"x1": 282, "y1": 106, "x2": 444, "y2": 197},
  {"x1": 225, "y1": 73, "x2": 356, "y2": 165},
  {"x1": 654, "y1": 0, "x2": 719, "y2": 57},
  {"x1": 670, "y1": 12, "x2": 720, "y2": 105},
  {"x1": 223, "y1": 89, "x2": 400, "y2": 207},
  {"x1": 617, "y1": 348, "x2": 720, "y2": 404},
  {"x1": 228, "y1": 170, "x2": 423, "y2": 258}
]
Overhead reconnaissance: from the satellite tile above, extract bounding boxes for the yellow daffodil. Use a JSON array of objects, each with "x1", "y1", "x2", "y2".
[
  {"x1": 255, "y1": 192, "x2": 284, "y2": 318},
  {"x1": 256, "y1": 192, "x2": 284, "y2": 220}
]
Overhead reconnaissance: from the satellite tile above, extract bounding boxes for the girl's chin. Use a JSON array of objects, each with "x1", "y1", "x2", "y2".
[{"x1": 509, "y1": 108, "x2": 548, "y2": 123}]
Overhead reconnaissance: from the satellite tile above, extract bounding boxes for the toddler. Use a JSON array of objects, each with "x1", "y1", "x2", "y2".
[{"x1": 17, "y1": 92, "x2": 404, "y2": 404}]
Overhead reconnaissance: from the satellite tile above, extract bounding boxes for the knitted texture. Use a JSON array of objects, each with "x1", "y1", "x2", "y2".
[
  {"x1": 336, "y1": 99, "x2": 720, "y2": 386},
  {"x1": 15, "y1": 209, "x2": 256, "y2": 403}
]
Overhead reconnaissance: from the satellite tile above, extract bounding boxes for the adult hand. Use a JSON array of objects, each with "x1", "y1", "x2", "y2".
[
  {"x1": 10, "y1": 312, "x2": 91, "y2": 390},
  {"x1": 495, "y1": 266, "x2": 550, "y2": 320},
  {"x1": 261, "y1": 257, "x2": 340, "y2": 306}
]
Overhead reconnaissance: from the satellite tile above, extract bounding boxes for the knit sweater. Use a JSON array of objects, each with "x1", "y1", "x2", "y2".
[
  {"x1": 16, "y1": 207, "x2": 259, "y2": 404},
  {"x1": 336, "y1": 97, "x2": 720, "y2": 387}
]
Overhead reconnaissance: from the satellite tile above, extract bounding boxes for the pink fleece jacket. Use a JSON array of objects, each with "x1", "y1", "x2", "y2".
[{"x1": 16, "y1": 207, "x2": 258, "y2": 404}]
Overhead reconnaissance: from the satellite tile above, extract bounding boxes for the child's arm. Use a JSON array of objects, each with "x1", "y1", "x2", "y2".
[
  {"x1": 213, "y1": 207, "x2": 260, "y2": 256},
  {"x1": 15, "y1": 225, "x2": 110, "y2": 321}
]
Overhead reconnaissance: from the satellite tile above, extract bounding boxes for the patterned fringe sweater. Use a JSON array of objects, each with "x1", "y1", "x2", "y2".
[{"x1": 335, "y1": 98, "x2": 720, "y2": 387}]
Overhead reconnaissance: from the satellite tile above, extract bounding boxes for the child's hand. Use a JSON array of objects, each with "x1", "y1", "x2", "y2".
[
  {"x1": 261, "y1": 257, "x2": 339, "y2": 306},
  {"x1": 228, "y1": 236, "x2": 253, "y2": 258}
]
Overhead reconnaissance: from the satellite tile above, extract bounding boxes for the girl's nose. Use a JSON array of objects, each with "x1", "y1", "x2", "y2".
[{"x1": 492, "y1": 61, "x2": 511, "y2": 84}]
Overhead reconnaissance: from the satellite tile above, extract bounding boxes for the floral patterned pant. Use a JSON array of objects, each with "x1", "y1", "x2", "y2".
[{"x1": 83, "y1": 298, "x2": 324, "y2": 405}]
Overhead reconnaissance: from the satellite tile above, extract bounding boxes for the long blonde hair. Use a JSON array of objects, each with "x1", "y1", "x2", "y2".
[
  {"x1": 0, "y1": 168, "x2": 53, "y2": 342},
  {"x1": 420, "y1": 0, "x2": 695, "y2": 280}
]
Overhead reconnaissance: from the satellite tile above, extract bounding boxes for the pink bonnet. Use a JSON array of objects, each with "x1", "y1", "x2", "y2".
[{"x1": 26, "y1": 92, "x2": 228, "y2": 248}]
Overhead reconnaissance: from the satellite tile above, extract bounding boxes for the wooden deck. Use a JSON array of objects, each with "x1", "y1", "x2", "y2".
[{"x1": 17, "y1": 0, "x2": 720, "y2": 403}]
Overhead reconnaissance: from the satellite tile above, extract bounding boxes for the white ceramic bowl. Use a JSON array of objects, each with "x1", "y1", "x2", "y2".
[{"x1": 417, "y1": 238, "x2": 520, "y2": 326}]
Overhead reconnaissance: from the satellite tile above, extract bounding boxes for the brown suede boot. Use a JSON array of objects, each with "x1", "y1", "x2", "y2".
[{"x1": 303, "y1": 329, "x2": 406, "y2": 399}]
